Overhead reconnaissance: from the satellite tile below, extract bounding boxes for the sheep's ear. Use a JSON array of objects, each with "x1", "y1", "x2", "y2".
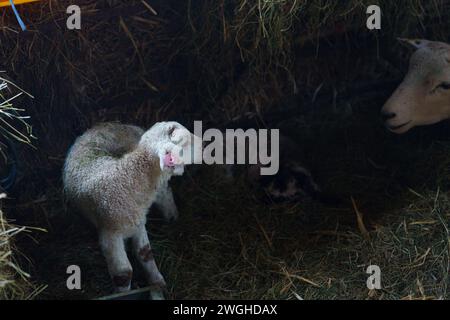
[{"x1": 397, "y1": 38, "x2": 431, "y2": 50}]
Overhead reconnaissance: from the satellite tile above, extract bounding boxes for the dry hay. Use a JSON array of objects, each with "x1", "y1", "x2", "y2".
[
  {"x1": 0, "y1": 75, "x2": 40, "y2": 299},
  {"x1": 0, "y1": 193, "x2": 43, "y2": 299}
]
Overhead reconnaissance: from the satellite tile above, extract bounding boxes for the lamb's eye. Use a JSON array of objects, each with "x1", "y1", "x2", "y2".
[{"x1": 168, "y1": 127, "x2": 176, "y2": 136}]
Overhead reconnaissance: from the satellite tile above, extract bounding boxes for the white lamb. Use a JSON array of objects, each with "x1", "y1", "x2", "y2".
[{"x1": 63, "y1": 121, "x2": 201, "y2": 293}]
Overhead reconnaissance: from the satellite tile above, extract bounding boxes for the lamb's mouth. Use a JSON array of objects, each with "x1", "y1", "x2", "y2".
[{"x1": 387, "y1": 121, "x2": 412, "y2": 131}]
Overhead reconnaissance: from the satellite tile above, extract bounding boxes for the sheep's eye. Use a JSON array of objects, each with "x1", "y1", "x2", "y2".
[
  {"x1": 438, "y1": 82, "x2": 450, "y2": 90},
  {"x1": 431, "y1": 82, "x2": 450, "y2": 94}
]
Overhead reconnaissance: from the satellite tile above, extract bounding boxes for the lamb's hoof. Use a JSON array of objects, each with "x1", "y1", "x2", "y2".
[
  {"x1": 150, "y1": 289, "x2": 166, "y2": 300},
  {"x1": 146, "y1": 275, "x2": 166, "y2": 300},
  {"x1": 150, "y1": 277, "x2": 168, "y2": 300}
]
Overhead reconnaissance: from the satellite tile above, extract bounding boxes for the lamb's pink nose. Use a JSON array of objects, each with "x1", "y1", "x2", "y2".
[{"x1": 163, "y1": 153, "x2": 176, "y2": 167}]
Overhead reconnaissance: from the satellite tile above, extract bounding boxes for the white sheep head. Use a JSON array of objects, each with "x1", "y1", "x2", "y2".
[
  {"x1": 381, "y1": 39, "x2": 450, "y2": 133},
  {"x1": 140, "y1": 121, "x2": 202, "y2": 175}
]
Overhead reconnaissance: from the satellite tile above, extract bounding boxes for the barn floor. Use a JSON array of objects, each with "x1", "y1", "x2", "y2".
[{"x1": 6, "y1": 97, "x2": 450, "y2": 300}]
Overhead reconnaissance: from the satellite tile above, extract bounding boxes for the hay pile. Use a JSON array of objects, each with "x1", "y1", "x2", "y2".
[
  {"x1": 0, "y1": 193, "x2": 33, "y2": 299},
  {"x1": 0, "y1": 0, "x2": 449, "y2": 299},
  {"x1": 0, "y1": 75, "x2": 38, "y2": 299}
]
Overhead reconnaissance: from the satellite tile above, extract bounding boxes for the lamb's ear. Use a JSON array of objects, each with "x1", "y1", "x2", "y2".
[
  {"x1": 170, "y1": 127, "x2": 186, "y2": 144},
  {"x1": 398, "y1": 38, "x2": 431, "y2": 50}
]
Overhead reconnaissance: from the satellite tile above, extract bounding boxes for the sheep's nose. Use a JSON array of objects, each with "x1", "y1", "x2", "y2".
[{"x1": 381, "y1": 111, "x2": 396, "y2": 121}]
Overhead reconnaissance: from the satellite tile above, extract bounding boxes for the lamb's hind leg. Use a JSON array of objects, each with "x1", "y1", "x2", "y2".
[
  {"x1": 155, "y1": 183, "x2": 178, "y2": 222},
  {"x1": 132, "y1": 224, "x2": 166, "y2": 288},
  {"x1": 99, "y1": 231, "x2": 132, "y2": 292}
]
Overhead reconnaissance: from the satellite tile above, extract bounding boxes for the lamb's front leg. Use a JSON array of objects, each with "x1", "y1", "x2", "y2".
[
  {"x1": 99, "y1": 231, "x2": 132, "y2": 293},
  {"x1": 155, "y1": 183, "x2": 179, "y2": 222},
  {"x1": 132, "y1": 224, "x2": 166, "y2": 289}
]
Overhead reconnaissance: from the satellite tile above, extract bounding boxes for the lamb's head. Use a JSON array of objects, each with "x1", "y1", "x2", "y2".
[
  {"x1": 381, "y1": 39, "x2": 450, "y2": 134},
  {"x1": 141, "y1": 121, "x2": 202, "y2": 176}
]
